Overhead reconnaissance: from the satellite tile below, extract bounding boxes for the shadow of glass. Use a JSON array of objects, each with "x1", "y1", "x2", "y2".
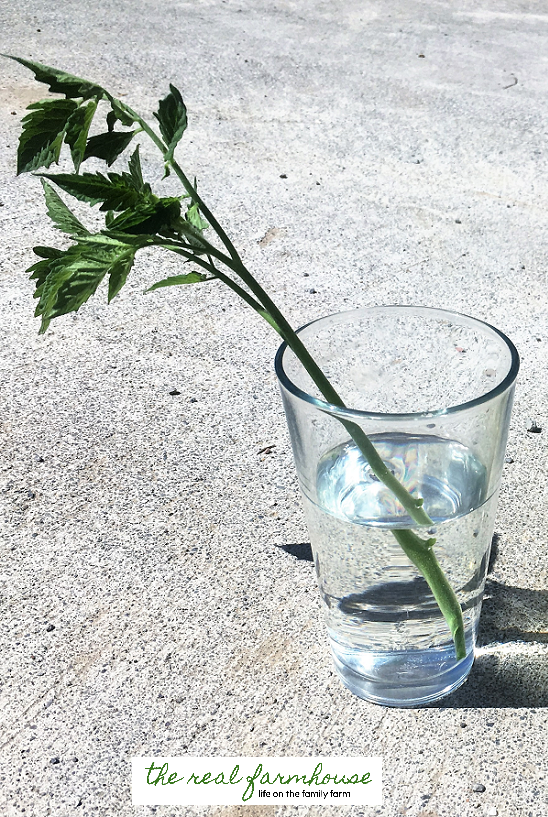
[
  {"x1": 431, "y1": 645, "x2": 548, "y2": 708},
  {"x1": 479, "y1": 580, "x2": 548, "y2": 646},
  {"x1": 279, "y1": 536, "x2": 548, "y2": 708},
  {"x1": 432, "y1": 578, "x2": 548, "y2": 708}
]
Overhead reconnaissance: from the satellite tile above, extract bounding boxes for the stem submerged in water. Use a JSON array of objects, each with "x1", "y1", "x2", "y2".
[
  {"x1": 392, "y1": 530, "x2": 466, "y2": 659},
  {"x1": 275, "y1": 332, "x2": 467, "y2": 661}
]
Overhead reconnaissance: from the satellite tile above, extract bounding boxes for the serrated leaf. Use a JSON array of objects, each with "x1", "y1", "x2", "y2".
[
  {"x1": 84, "y1": 130, "x2": 136, "y2": 166},
  {"x1": 17, "y1": 97, "x2": 78, "y2": 173},
  {"x1": 153, "y1": 84, "x2": 187, "y2": 161},
  {"x1": 30, "y1": 240, "x2": 136, "y2": 333},
  {"x1": 65, "y1": 99, "x2": 97, "y2": 171},
  {"x1": 146, "y1": 272, "x2": 211, "y2": 292},
  {"x1": 5, "y1": 55, "x2": 106, "y2": 99},
  {"x1": 41, "y1": 179, "x2": 89, "y2": 237},
  {"x1": 40, "y1": 171, "x2": 151, "y2": 211}
]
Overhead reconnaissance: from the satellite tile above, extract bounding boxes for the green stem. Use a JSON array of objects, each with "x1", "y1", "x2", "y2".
[
  {"x1": 170, "y1": 157, "x2": 241, "y2": 262},
  {"x1": 136, "y1": 108, "x2": 466, "y2": 660}
]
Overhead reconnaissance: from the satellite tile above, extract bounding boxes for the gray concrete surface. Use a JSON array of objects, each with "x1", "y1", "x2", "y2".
[{"x1": 1, "y1": 1, "x2": 548, "y2": 814}]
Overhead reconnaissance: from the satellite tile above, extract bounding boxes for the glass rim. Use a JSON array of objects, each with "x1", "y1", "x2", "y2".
[{"x1": 274, "y1": 305, "x2": 520, "y2": 420}]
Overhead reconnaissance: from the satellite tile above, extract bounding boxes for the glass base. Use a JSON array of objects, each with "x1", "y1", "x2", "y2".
[{"x1": 331, "y1": 642, "x2": 474, "y2": 707}]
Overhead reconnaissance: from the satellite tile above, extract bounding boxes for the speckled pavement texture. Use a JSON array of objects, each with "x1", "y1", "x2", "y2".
[{"x1": 1, "y1": 1, "x2": 547, "y2": 815}]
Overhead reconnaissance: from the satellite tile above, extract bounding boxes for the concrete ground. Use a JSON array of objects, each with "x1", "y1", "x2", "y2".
[{"x1": 1, "y1": 0, "x2": 547, "y2": 814}]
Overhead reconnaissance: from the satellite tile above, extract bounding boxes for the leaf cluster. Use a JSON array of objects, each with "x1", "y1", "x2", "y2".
[
  {"x1": 5, "y1": 55, "x2": 210, "y2": 333},
  {"x1": 7, "y1": 56, "x2": 128, "y2": 174}
]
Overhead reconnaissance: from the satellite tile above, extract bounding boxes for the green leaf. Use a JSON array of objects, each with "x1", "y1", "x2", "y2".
[
  {"x1": 127, "y1": 146, "x2": 147, "y2": 192},
  {"x1": 107, "y1": 248, "x2": 136, "y2": 303},
  {"x1": 186, "y1": 201, "x2": 208, "y2": 231},
  {"x1": 32, "y1": 246, "x2": 65, "y2": 260},
  {"x1": 65, "y1": 99, "x2": 97, "y2": 171},
  {"x1": 108, "y1": 98, "x2": 137, "y2": 129},
  {"x1": 17, "y1": 97, "x2": 78, "y2": 173},
  {"x1": 41, "y1": 179, "x2": 89, "y2": 236},
  {"x1": 146, "y1": 272, "x2": 211, "y2": 291},
  {"x1": 5, "y1": 55, "x2": 106, "y2": 99},
  {"x1": 153, "y1": 84, "x2": 187, "y2": 161},
  {"x1": 106, "y1": 110, "x2": 117, "y2": 133},
  {"x1": 27, "y1": 247, "x2": 64, "y2": 288},
  {"x1": 29, "y1": 240, "x2": 136, "y2": 333},
  {"x1": 40, "y1": 170, "x2": 151, "y2": 211},
  {"x1": 84, "y1": 130, "x2": 136, "y2": 166},
  {"x1": 106, "y1": 198, "x2": 181, "y2": 235}
]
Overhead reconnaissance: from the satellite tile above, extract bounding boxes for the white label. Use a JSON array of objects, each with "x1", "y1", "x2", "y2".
[{"x1": 132, "y1": 756, "x2": 382, "y2": 806}]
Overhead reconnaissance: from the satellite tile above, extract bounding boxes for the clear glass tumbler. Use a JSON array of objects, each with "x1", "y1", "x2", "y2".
[{"x1": 275, "y1": 306, "x2": 519, "y2": 706}]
